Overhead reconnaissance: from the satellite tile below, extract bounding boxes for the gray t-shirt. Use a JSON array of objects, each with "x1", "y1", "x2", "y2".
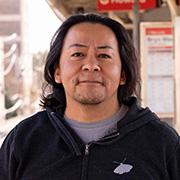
[{"x1": 64, "y1": 105, "x2": 128, "y2": 144}]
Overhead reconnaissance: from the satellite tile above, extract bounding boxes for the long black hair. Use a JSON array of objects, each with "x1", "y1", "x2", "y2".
[{"x1": 40, "y1": 13, "x2": 141, "y2": 111}]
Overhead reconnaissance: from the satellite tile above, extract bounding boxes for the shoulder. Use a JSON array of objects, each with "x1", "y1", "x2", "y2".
[
  {"x1": 145, "y1": 112, "x2": 179, "y2": 154},
  {"x1": 1, "y1": 111, "x2": 50, "y2": 147},
  {"x1": 13, "y1": 110, "x2": 53, "y2": 140},
  {"x1": 0, "y1": 110, "x2": 55, "y2": 157},
  {"x1": 149, "y1": 113, "x2": 179, "y2": 141},
  {"x1": 16, "y1": 110, "x2": 49, "y2": 130}
]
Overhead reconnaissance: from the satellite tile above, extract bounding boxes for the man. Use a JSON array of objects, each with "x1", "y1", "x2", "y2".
[{"x1": 0, "y1": 13, "x2": 180, "y2": 180}]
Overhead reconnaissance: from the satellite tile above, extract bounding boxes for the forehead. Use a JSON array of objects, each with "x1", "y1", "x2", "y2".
[{"x1": 62, "y1": 22, "x2": 118, "y2": 47}]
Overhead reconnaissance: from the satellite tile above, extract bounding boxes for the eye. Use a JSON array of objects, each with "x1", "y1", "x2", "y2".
[
  {"x1": 71, "y1": 52, "x2": 84, "y2": 57},
  {"x1": 97, "y1": 53, "x2": 111, "y2": 59}
]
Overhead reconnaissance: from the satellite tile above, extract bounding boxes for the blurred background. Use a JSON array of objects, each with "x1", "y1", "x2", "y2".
[{"x1": 0, "y1": 0, "x2": 180, "y2": 144}]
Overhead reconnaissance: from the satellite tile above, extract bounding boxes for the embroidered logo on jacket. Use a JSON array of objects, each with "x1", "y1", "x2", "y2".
[{"x1": 113, "y1": 158, "x2": 133, "y2": 175}]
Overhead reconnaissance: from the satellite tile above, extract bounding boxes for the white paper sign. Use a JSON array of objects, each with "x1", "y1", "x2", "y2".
[{"x1": 141, "y1": 24, "x2": 174, "y2": 115}]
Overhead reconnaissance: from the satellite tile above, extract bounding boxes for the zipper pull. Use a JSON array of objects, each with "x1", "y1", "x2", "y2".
[{"x1": 85, "y1": 144, "x2": 90, "y2": 155}]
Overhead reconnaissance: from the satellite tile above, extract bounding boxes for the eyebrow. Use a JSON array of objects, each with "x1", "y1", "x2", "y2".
[
  {"x1": 68, "y1": 43, "x2": 88, "y2": 49},
  {"x1": 68, "y1": 43, "x2": 113, "y2": 50},
  {"x1": 97, "y1": 45, "x2": 113, "y2": 50}
]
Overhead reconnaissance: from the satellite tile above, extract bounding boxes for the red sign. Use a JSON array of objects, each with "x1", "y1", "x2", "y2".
[
  {"x1": 97, "y1": 0, "x2": 157, "y2": 11},
  {"x1": 146, "y1": 27, "x2": 172, "y2": 35}
]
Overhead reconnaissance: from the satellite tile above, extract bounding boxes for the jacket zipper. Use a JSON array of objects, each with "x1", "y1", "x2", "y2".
[
  {"x1": 80, "y1": 133, "x2": 120, "y2": 180},
  {"x1": 81, "y1": 144, "x2": 91, "y2": 180},
  {"x1": 85, "y1": 144, "x2": 90, "y2": 155}
]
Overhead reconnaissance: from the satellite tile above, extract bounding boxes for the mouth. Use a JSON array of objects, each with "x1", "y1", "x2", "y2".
[{"x1": 78, "y1": 80, "x2": 104, "y2": 85}]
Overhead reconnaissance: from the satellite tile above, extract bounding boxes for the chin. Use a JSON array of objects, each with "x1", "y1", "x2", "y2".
[{"x1": 74, "y1": 94, "x2": 105, "y2": 105}]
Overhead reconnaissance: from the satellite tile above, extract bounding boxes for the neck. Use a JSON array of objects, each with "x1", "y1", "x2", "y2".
[{"x1": 64, "y1": 99, "x2": 120, "y2": 123}]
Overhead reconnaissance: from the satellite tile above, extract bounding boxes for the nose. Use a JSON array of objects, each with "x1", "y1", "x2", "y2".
[{"x1": 82, "y1": 57, "x2": 101, "y2": 72}]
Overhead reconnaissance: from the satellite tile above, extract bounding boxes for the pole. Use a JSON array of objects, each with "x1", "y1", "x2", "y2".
[
  {"x1": 133, "y1": 0, "x2": 140, "y2": 55},
  {"x1": 0, "y1": 38, "x2": 5, "y2": 122},
  {"x1": 133, "y1": 0, "x2": 141, "y2": 99},
  {"x1": 20, "y1": 0, "x2": 33, "y2": 115}
]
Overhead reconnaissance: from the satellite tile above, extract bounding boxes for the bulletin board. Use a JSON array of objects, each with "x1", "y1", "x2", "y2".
[{"x1": 140, "y1": 22, "x2": 174, "y2": 118}]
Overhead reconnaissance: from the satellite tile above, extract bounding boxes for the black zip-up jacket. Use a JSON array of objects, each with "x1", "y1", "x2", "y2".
[{"x1": 0, "y1": 97, "x2": 180, "y2": 180}]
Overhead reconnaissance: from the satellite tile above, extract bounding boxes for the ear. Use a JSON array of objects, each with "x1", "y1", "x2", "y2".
[
  {"x1": 54, "y1": 66, "x2": 61, "y2": 84},
  {"x1": 120, "y1": 71, "x2": 126, "y2": 85}
]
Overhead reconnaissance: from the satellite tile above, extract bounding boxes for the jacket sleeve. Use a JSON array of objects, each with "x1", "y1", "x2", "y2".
[
  {"x1": 167, "y1": 136, "x2": 180, "y2": 180},
  {"x1": 0, "y1": 128, "x2": 18, "y2": 180}
]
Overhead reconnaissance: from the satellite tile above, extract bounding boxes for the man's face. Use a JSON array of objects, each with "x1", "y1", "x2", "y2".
[{"x1": 54, "y1": 22, "x2": 125, "y2": 106}]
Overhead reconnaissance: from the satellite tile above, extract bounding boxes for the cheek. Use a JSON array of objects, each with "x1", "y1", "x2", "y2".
[
  {"x1": 102, "y1": 65, "x2": 122, "y2": 94},
  {"x1": 113, "y1": 65, "x2": 122, "y2": 77},
  {"x1": 105, "y1": 64, "x2": 122, "y2": 83},
  {"x1": 60, "y1": 61, "x2": 80, "y2": 84}
]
